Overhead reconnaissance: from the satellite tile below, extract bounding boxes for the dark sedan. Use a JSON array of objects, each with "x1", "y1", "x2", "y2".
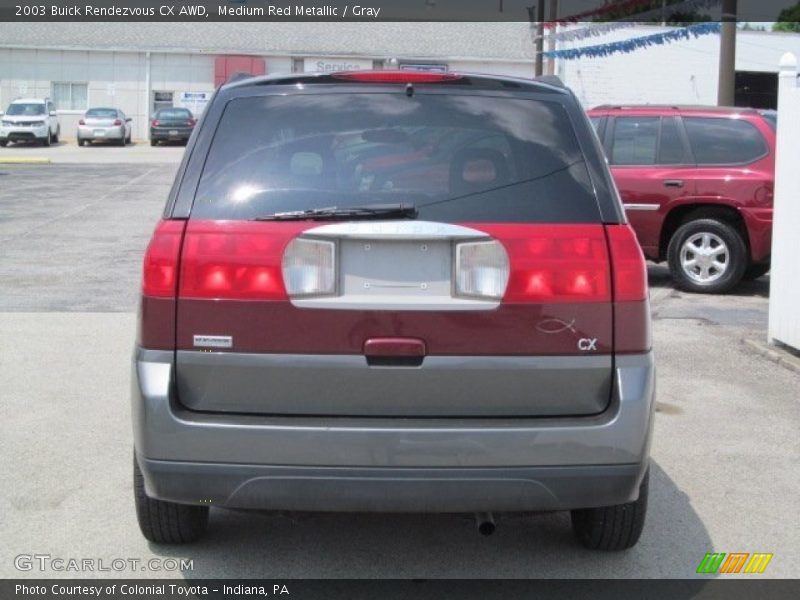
[{"x1": 150, "y1": 107, "x2": 195, "y2": 146}]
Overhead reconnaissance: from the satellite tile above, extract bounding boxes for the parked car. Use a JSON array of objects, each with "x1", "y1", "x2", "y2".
[
  {"x1": 77, "y1": 108, "x2": 132, "y2": 146},
  {"x1": 0, "y1": 98, "x2": 60, "y2": 146},
  {"x1": 133, "y1": 71, "x2": 653, "y2": 549},
  {"x1": 587, "y1": 105, "x2": 775, "y2": 293},
  {"x1": 150, "y1": 107, "x2": 195, "y2": 146}
]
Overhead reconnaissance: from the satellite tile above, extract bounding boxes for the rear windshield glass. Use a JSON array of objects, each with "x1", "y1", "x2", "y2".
[
  {"x1": 191, "y1": 93, "x2": 600, "y2": 223},
  {"x1": 157, "y1": 108, "x2": 192, "y2": 119},
  {"x1": 86, "y1": 108, "x2": 118, "y2": 118},
  {"x1": 6, "y1": 103, "x2": 45, "y2": 116}
]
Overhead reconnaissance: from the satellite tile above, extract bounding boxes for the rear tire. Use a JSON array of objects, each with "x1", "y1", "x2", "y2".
[
  {"x1": 571, "y1": 469, "x2": 649, "y2": 551},
  {"x1": 43, "y1": 132, "x2": 51, "y2": 147},
  {"x1": 133, "y1": 455, "x2": 209, "y2": 544},
  {"x1": 77, "y1": 138, "x2": 84, "y2": 147},
  {"x1": 150, "y1": 139, "x2": 157, "y2": 147},
  {"x1": 743, "y1": 262, "x2": 770, "y2": 281},
  {"x1": 667, "y1": 218, "x2": 747, "y2": 294},
  {"x1": 53, "y1": 128, "x2": 59, "y2": 144},
  {"x1": 0, "y1": 141, "x2": 7, "y2": 147}
]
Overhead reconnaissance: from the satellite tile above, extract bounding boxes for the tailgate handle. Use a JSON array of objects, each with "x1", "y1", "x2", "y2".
[{"x1": 364, "y1": 337, "x2": 426, "y2": 367}]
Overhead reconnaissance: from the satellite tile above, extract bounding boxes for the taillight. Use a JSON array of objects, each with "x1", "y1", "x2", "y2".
[
  {"x1": 474, "y1": 224, "x2": 611, "y2": 303},
  {"x1": 113, "y1": 119, "x2": 122, "y2": 126},
  {"x1": 178, "y1": 221, "x2": 310, "y2": 300},
  {"x1": 78, "y1": 119, "x2": 85, "y2": 125},
  {"x1": 142, "y1": 220, "x2": 185, "y2": 297},
  {"x1": 454, "y1": 240, "x2": 509, "y2": 300},
  {"x1": 187, "y1": 118, "x2": 196, "y2": 127},
  {"x1": 282, "y1": 238, "x2": 336, "y2": 297},
  {"x1": 151, "y1": 119, "x2": 159, "y2": 127},
  {"x1": 332, "y1": 70, "x2": 462, "y2": 83},
  {"x1": 606, "y1": 224, "x2": 650, "y2": 353},
  {"x1": 605, "y1": 225, "x2": 648, "y2": 302}
]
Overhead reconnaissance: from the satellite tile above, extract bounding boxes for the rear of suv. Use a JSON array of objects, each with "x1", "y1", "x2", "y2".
[
  {"x1": 0, "y1": 98, "x2": 60, "y2": 146},
  {"x1": 149, "y1": 107, "x2": 196, "y2": 146},
  {"x1": 587, "y1": 106, "x2": 775, "y2": 293},
  {"x1": 133, "y1": 71, "x2": 654, "y2": 550}
]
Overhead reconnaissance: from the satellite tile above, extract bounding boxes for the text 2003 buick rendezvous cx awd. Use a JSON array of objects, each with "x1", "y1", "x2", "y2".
[{"x1": 132, "y1": 71, "x2": 654, "y2": 550}]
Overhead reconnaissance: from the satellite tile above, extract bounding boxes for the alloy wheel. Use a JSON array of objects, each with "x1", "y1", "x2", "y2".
[{"x1": 680, "y1": 232, "x2": 729, "y2": 284}]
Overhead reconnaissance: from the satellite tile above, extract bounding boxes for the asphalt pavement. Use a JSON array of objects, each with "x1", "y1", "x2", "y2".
[
  {"x1": 0, "y1": 158, "x2": 798, "y2": 579},
  {"x1": 0, "y1": 140, "x2": 185, "y2": 164}
]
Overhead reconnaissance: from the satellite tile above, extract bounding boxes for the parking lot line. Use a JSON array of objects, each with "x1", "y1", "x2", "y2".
[{"x1": 0, "y1": 156, "x2": 50, "y2": 164}]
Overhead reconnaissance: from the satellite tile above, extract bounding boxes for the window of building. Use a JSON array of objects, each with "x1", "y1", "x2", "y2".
[
  {"x1": 683, "y1": 117, "x2": 768, "y2": 165},
  {"x1": 51, "y1": 82, "x2": 88, "y2": 111}
]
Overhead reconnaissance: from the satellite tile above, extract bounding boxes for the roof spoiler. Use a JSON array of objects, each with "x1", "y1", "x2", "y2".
[
  {"x1": 224, "y1": 71, "x2": 256, "y2": 86},
  {"x1": 534, "y1": 75, "x2": 564, "y2": 88}
]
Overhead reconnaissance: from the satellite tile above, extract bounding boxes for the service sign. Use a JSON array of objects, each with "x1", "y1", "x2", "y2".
[{"x1": 303, "y1": 57, "x2": 373, "y2": 73}]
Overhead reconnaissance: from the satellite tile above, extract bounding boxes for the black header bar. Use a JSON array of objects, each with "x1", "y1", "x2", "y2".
[{"x1": 0, "y1": 0, "x2": 798, "y2": 22}]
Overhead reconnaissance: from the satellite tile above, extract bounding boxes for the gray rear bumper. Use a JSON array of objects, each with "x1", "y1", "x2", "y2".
[
  {"x1": 137, "y1": 459, "x2": 644, "y2": 512},
  {"x1": 132, "y1": 349, "x2": 655, "y2": 511}
]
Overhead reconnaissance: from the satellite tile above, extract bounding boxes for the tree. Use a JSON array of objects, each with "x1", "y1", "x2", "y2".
[{"x1": 774, "y1": 3, "x2": 800, "y2": 32}]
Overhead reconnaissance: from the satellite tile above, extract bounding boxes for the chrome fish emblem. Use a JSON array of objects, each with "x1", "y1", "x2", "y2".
[{"x1": 535, "y1": 318, "x2": 577, "y2": 334}]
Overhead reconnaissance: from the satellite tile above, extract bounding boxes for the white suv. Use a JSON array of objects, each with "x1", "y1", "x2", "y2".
[{"x1": 0, "y1": 98, "x2": 61, "y2": 147}]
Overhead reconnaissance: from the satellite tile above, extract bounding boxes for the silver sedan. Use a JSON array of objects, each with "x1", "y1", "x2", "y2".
[{"x1": 77, "y1": 108, "x2": 132, "y2": 146}]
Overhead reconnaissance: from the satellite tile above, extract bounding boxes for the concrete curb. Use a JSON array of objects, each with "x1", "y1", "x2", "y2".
[
  {"x1": 0, "y1": 157, "x2": 50, "y2": 164},
  {"x1": 742, "y1": 338, "x2": 800, "y2": 374}
]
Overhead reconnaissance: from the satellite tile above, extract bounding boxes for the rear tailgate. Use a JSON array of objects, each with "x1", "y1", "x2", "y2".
[
  {"x1": 84, "y1": 117, "x2": 118, "y2": 128},
  {"x1": 154, "y1": 109, "x2": 193, "y2": 133},
  {"x1": 174, "y1": 86, "x2": 615, "y2": 417}
]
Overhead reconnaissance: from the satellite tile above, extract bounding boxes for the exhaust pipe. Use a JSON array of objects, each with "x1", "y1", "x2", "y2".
[{"x1": 475, "y1": 512, "x2": 496, "y2": 536}]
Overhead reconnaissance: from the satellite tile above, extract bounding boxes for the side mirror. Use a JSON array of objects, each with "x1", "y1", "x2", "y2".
[{"x1": 49, "y1": 111, "x2": 57, "y2": 117}]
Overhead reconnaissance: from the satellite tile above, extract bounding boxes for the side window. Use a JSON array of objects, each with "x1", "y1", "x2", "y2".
[
  {"x1": 588, "y1": 116, "x2": 605, "y2": 137},
  {"x1": 610, "y1": 117, "x2": 659, "y2": 165},
  {"x1": 683, "y1": 117, "x2": 768, "y2": 165},
  {"x1": 658, "y1": 117, "x2": 687, "y2": 164},
  {"x1": 51, "y1": 82, "x2": 88, "y2": 111}
]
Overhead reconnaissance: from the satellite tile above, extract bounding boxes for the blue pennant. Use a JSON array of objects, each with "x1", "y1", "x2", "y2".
[{"x1": 543, "y1": 22, "x2": 722, "y2": 61}]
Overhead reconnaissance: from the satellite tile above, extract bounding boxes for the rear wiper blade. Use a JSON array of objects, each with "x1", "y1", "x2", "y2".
[{"x1": 253, "y1": 203, "x2": 418, "y2": 222}]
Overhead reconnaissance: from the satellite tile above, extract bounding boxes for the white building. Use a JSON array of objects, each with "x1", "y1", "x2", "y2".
[
  {"x1": 558, "y1": 24, "x2": 800, "y2": 108},
  {"x1": 1, "y1": 22, "x2": 799, "y2": 140}
]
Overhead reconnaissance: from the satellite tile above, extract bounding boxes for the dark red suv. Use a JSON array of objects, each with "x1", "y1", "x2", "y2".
[{"x1": 587, "y1": 106, "x2": 774, "y2": 293}]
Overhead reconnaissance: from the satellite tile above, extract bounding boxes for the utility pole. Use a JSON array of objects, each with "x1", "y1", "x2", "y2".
[
  {"x1": 546, "y1": 0, "x2": 558, "y2": 75},
  {"x1": 531, "y1": 2, "x2": 546, "y2": 76},
  {"x1": 717, "y1": 0, "x2": 737, "y2": 105}
]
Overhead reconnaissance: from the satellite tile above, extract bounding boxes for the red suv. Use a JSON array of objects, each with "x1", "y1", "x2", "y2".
[{"x1": 587, "y1": 106, "x2": 774, "y2": 293}]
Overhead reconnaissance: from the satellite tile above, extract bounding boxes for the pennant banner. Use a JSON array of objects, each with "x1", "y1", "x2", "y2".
[
  {"x1": 542, "y1": 22, "x2": 721, "y2": 60},
  {"x1": 545, "y1": 0, "x2": 721, "y2": 42}
]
